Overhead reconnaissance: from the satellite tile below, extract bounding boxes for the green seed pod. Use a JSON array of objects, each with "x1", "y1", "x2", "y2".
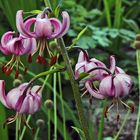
[
  {"x1": 133, "y1": 41, "x2": 140, "y2": 49},
  {"x1": 13, "y1": 79, "x2": 22, "y2": 87},
  {"x1": 127, "y1": 100, "x2": 135, "y2": 106},
  {"x1": 136, "y1": 34, "x2": 140, "y2": 41},
  {"x1": 49, "y1": 41, "x2": 58, "y2": 49},
  {"x1": 18, "y1": 74, "x2": 24, "y2": 81},
  {"x1": 44, "y1": 99, "x2": 53, "y2": 109},
  {"x1": 36, "y1": 119, "x2": 45, "y2": 128}
]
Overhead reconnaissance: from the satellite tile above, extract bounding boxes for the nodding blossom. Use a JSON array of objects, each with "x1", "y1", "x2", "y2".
[
  {"x1": 0, "y1": 31, "x2": 36, "y2": 78},
  {"x1": 0, "y1": 80, "x2": 42, "y2": 128},
  {"x1": 85, "y1": 56, "x2": 132, "y2": 99},
  {"x1": 75, "y1": 51, "x2": 107, "y2": 81},
  {"x1": 16, "y1": 9, "x2": 70, "y2": 64},
  {"x1": 75, "y1": 51, "x2": 133, "y2": 118}
]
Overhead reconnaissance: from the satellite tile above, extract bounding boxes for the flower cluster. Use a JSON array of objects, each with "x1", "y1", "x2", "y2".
[
  {"x1": 0, "y1": 8, "x2": 70, "y2": 78},
  {"x1": 75, "y1": 51, "x2": 133, "y2": 118},
  {"x1": 0, "y1": 8, "x2": 70, "y2": 128}
]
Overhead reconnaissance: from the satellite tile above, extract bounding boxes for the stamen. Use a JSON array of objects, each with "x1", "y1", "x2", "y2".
[
  {"x1": 2, "y1": 65, "x2": 7, "y2": 73},
  {"x1": 3, "y1": 113, "x2": 18, "y2": 128},
  {"x1": 23, "y1": 67, "x2": 27, "y2": 75},
  {"x1": 104, "y1": 106, "x2": 109, "y2": 118},
  {"x1": 36, "y1": 55, "x2": 46, "y2": 65},
  {"x1": 15, "y1": 69, "x2": 19, "y2": 79},
  {"x1": 81, "y1": 90, "x2": 88, "y2": 97},
  {"x1": 6, "y1": 68, "x2": 13, "y2": 76},
  {"x1": 117, "y1": 114, "x2": 120, "y2": 122},
  {"x1": 22, "y1": 115, "x2": 35, "y2": 134},
  {"x1": 50, "y1": 56, "x2": 57, "y2": 66},
  {"x1": 28, "y1": 54, "x2": 32, "y2": 63}
]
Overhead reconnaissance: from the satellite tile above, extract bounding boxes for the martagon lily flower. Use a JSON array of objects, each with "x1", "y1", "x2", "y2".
[
  {"x1": 0, "y1": 31, "x2": 36, "y2": 78},
  {"x1": 79, "y1": 55, "x2": 133, "y2": 119},
  {"x1": 75, "y1": 51, "x2": 107, "y2": 81},
  {"x1": 16, "y1": 9, "x2": 70, "y2": 64},
  {"x1": 0, "y1": 80, "x2": 42, "y2": 129}
]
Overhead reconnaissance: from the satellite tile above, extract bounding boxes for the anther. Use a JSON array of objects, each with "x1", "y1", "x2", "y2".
[
  {"x1": 23, "y1": 67, "x2": 27, "y2": 75},
  {"x1": 50, "y1": 56, "x2": 57, "y2": 66},
  {"x1": 28, "y1": 54, "x2": 32, "y2": 63},
  {"x1": 15, "y1": 69, "x2": 19, "y2": 79},
  {"x1": 117, "y1": 114, "x2": 120, "y2": 122}
]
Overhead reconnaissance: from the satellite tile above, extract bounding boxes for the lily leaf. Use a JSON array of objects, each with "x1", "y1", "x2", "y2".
[
  {"x1": 77, "y1": 72, "x2": 89, "y2": 81},
  {"x1": 69, "y1": 26, "x2": 88, "y2": 49},
  {"x1": 71, "y1": 126, "x2": 86, "y2": 140},
  {"x1": 24, "y1": 10, "x2": 42, "y2": 15}
]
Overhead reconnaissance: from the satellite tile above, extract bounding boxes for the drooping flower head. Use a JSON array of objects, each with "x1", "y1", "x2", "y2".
[
  {"x1": 0, "y1": 31, "x2": 36, "y2": 78},
  {"x1": 76, "y1": 53, "x2": 133, "y2": 119},
  {"x1": 16, "y1": 9, "x2": 70, "y2": 64},
  {"x1": 0, "y1": 80, "x2": 42, "y2": 128},
  {"x1": 75, "y1": 51, "x2": 107, "y2": 81}
]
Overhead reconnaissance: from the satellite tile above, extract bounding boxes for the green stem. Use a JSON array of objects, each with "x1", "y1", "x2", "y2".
[
  {"x1": 15, "y1": 118, "x2": 19, "y2": 140},
  {"x1": 134, "y1": 50, "x2": 140, "y2": 140},
  {"x1": 103, "y1": 0, "x2": 112, "y2": 28},
  {"x1": 58, "y1": 38, "x2": 90, "y2": 140},
  {"x1": 48, "y1": 110, "x2": 51, "y2": 140},
  {"x1": 30, "y1": 67, "x2": 64, "y2": 84},
  {"x1": 0, "y1": 104, "x2": 8, "y2": 140},
  {"x1": 34, "y1": 127, "x2": 40, "y2": 140},
  {"x1": 44, "y1": 0, "x2": 52, "y2": 9},
  {"x1": 98, "y1": 100, "x2": 107, "y2": 140},
  {"x1": 114, "y1": 110, "x2": 130, "y2": 140},
  {"x1": 53, "y1": 73, "x2": 57, "y2": 140},
  {"x1": 58, "y1": 72, "x2": 66, "y2": 140},
  {"x1": 19, "y1": 115, "x2": 31, "y2": 140},
  {"x1": 23, "y1": 68, "x2": 65, "y2": 94}
]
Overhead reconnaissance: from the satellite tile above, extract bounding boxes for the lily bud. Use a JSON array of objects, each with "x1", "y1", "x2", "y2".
[
  {"x1": 36, "y1": 119, "x2": 45, "y2": 128},
  {"x1": 44, "y1": 99, "x2": 53, "y2": 109},
  {"x1": 13, "y1": 79, "x2": 22, "y2": 87}
]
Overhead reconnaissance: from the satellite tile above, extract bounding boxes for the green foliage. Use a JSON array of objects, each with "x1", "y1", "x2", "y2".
[{"x1": 72, "y1": 126, "x2": 86, "y2": 140}]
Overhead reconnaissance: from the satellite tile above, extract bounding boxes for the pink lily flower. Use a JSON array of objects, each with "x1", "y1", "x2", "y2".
[
  {"x1": 84, "y1": 55, "x2": 132, "y2": 99},
  {"x1": 0, "y1": 80, "x2": 42, "y2": 128},
  {"x1": 16, "y1": 10, "x2": 70, "y2": 39},
  {"x1": 82, "y1": 55, "x2": 132, "y2": 118},
  {"x1": 0, "y1": 80, "x2": 42, "y2": 114},
  {"x1": 0, "y1": 31, "x2": 36, "y2": 77},
  {"x1": 16, "y1": 10, "x2": 70, "y2": 64},
  {"x1": 75, "y1": 51, "x2": 107, "y2": 81}
]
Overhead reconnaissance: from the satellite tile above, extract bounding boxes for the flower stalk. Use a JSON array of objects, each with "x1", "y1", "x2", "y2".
[
  {"x1": 58, "y1": 38, "x2": 90, "y2": 140},
  {"x1": 134, "y1": 50, "x2": 140, "y2": 140}
]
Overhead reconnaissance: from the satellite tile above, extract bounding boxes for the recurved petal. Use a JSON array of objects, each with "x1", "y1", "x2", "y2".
[
  {"x1": 85, "y1": 81, "x2": 105, "y2": 99},
  {"x1": 1, "y1": 31, "x2": 14, "y2": 46},
  {"x1": 16, "y1": 10, "x2": 35, "y2": 38},
  {"x1": 17, "y1": 96, "x2": 29, "y2": 114},
  {"x1": 24, "y1": 18, "x2": 36, "y2": 36},
  {"x1": 6, "y1": 38, "x2": 24, "y2": 55},
  {"x1": 31, "y1": 85, "x2": 42, "y2": 96},
  {"x1": 34, "y1": 18, "x2": 52, "y2": 38},
  {"x1": 77, "y1": 51, "x2": 88, "y2": 63},
  {"x1": 22, "y1": 38, "x2": 36, "y2": 55},
  {"x1": 0, "y1": 80, "x2": 10, "y2": 108},
  {"x1": 109, "y1": 55, "x2": 116, "y2": 74},
  {"x1": 115, "y1": 74, "x2": 132, "y2": 97},
  {"x1": 56, "y1": 11, "x2": 70, "y2": 38},
  {"x1": 0, "y1": 45, "x2": 11, "y2": 55},
  {"x1": 0, "y1": 31, "x2": 15, "y2": 55},
  {"x1": 50, "y1": 18, "x2": 62, "y2": 38},
  {"x1": 99, "y1": 76, "x2": 115, "y2": 97},
  {"x1": 115, "y1": 66, "x2": 125, "y2": 74},
  {"x1": 6, "y1": 83, "x2": 27, "y2": 109}
]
